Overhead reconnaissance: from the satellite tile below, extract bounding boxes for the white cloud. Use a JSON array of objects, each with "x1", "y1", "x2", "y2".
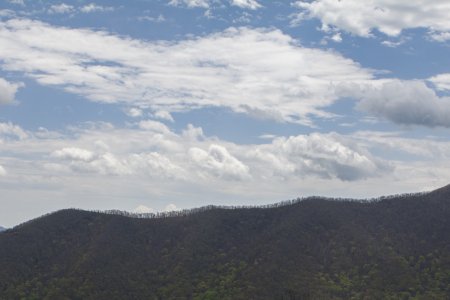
[
  {"x1": 189, "y1": 144, "x2": 251, "y2": 180},
  {"x1": 138, "y1": 15, "x2": 166, "y2": 23},
  {"x1": 330, "y1": 32, "x2": 342, "y2": 43},
  {"x1": 429, "y1": 31, "x2": 450, "y2": 42},
  {"x1": 182, "y1": 124, "x2": 204, "y2": 141},
  {"x1": 0, "y1": 78, "x2": 22, "y2": 104},
  {"x1": 249, "y1": 133, "x2": 390, "y2": 181},
  {"x1": 169, "y1": 0, "x2": 210, "y2": 8},
  {"x1": 52, "y1": 147, "x2": 96, "y2": 162},
  {"x1": 47, "y1": 3, "x2": 113, "y2": 15},
  {"x1": 42, "y1": 123, "x2": 388, "y2": 182},
  {"x1": 138, "y1": 120, "x2": 171, "y2": 134},
  {"x1": 0, "y1": 122, "x2": 28, "y2": 140},
  {"x1": 55, "y1": 150, "x2": 131, "y2": 176},
  {"x1": 429, "y1": 73, "x2": 450, "y2": 91},
  {"x1": 80, "y1": 3, "x2": 114, "y2": 13},
  {"x1": 353, "y1": 80, "x2": 450, "y2": 127},
  {"x1": 0, "y1": 19, "x2": 373, "y2": 125},
  {"x1": 231, "y1": 0, "x2": 261, "y2": 10},
  {"x1": 128, "y1": 152, "x2": 186, "y2": 179},
  {"x1": 152, "y1": 110, "x2": 174, "y2": 122},
  {"x1": 125, "y1": 107, "x2": 143, "y2": 118},
  {"x1": 381, "y1": 40, "x2": 404, "y2": 48},
  {"x1": 165, "y1": 203, "x2": 178, "y2": 212},
  {"x1": 48, "y1": 3, "x2": 75, "y2": 14},
  {"x1": 169, "y1": 0, "x2": 261, "y2": 10},
  {"x1": 293, "y1": 0, "x2": 450, "y2": 40},
  {"x1": 134, "y1": 205, "x2": 154, "y2": 214}
]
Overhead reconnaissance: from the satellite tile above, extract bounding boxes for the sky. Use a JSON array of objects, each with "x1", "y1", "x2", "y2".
[{"x1": 1, "y1": 0, "x2": 450, "y2": 227}]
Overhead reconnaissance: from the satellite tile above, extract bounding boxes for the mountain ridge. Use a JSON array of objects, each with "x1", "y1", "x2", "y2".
[{"x1": 1, "y1": 186, "x2": 450, "y2": 299}]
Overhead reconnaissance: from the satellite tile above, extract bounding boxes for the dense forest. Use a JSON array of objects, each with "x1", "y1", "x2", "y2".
[{"x1": 1, "y1": 185, "x2": 450, "y2": 299}]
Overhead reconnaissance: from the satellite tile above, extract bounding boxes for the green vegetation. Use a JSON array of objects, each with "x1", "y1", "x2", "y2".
[{"x1": 1, "y1": 185, "x2": 450, "y2": 299}]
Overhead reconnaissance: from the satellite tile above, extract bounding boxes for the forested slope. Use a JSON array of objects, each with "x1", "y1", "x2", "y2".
[{"x1": 1, "y1": 186, "x2": 450, "y2": 299}]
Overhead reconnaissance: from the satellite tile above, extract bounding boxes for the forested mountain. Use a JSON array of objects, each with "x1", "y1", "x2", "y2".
[
  {"x1": 1, "y1": 186, "x2": 450, "y2": 299},
  {"x1": 0, "y1": 226, "x2": 5, "y2": 232}
]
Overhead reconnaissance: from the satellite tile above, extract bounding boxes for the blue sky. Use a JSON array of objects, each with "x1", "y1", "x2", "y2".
[{"x1": 1, "y1": 0, "x2": 450, "y2": 227}]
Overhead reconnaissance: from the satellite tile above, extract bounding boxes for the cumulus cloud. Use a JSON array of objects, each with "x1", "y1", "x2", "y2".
[
  {"x1": 51, "y1": 145, "x2": 184, "y2": 179},
  {"x1": 250, "y1": 133, "x2": 390, "y2": 181},
  {"x1": 41, "y1": 123, "x2": 389, "y2": 182},
  {"x1": 0, "y1": 18, "x2": 373, "y2": 125},
  {"x1": 182, "y1": 124, "x2": 204, "y2": 141},
  {"x1": 0, "y1": 78, "x2": 22, "y2": 104},
  {"x1": 353, "y1": 80, "x2": 450, "y2": 127},
  {"x1": 293, "y1": 0, "x2": 450, "y2": 40},
  {"x1": 57, "y1": 150, "x2": 130, "y2": 175},
  {"x1": 231, "y1": 0, "x2": 261, "y2": 10},
  {"x1": 189, "y1": 144, "x2": 251, "y2": 180}
]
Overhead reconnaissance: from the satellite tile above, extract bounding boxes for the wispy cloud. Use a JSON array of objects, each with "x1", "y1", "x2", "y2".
[
  {"x1": 48, "y1": 3, "x2": 75, "y2": 14},
  {"x1": 47, "y1": 3, "x2": 114, "y2": 15},
  {"x1": 7, "y1": 0, "x2": 25, "y2": 6},
  {"x1": 231, "y1": 0, "x2": 261, "y2": 10},
  {"x1": 169, "y1": 0, "x2": 210, "y2": 8},
  {"x1": 80, "y1": 3, "x2": 114, "y2": 13}
]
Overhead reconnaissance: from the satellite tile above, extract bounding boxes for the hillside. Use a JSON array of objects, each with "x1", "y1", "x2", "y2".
[
  {"x1": 0, "y1": 226, "x2": 5, "y2": 232},
  {"x1": 1, "y1": 187, "x2": 450, "y2": 299}
]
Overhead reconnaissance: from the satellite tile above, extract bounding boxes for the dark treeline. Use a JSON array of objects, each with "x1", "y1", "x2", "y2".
[
  {"x1": 15, "y1": 190, "x2": 429, "y2": 227},
  {"x1": 1, "y1": 186, "x2": 449, "y2": 299},
  {"x1": 99, "y1": 191, "x2": 430, "y2": 220}
]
